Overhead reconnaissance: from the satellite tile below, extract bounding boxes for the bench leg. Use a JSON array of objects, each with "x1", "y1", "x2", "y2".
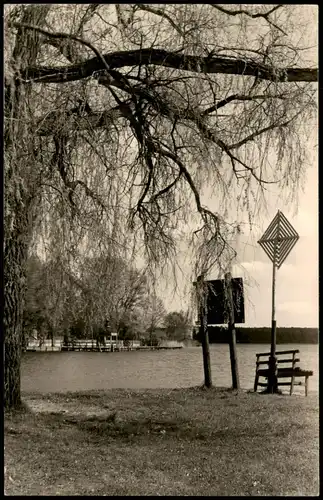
[
  {"x1": 305, "y1": 376, "x2": 309, "y2": 397},
  {"x1": 290, "y1": 375, "x2": 295, "y2": 396},
  {"x1": 254, "y1": 373, "x2": 259, "y2": 392}
]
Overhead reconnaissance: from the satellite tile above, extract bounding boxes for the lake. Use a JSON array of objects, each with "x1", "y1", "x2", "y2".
[{"x1": 21, "y1": 344, "x2": 318, "y2": 394}]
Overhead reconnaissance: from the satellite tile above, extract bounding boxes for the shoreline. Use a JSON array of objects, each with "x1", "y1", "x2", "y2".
[
  {"x1": 23, "y1": 341, "x2": 318, "y2": 353},
  {"x1": 24, "y1": 345, "x2": 184, "y2": 353}
]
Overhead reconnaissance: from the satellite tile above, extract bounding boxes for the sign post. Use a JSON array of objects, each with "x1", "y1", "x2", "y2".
[
  {"x1": 194, "y1": 275, "x2": 244, "y2": 390},
  {"x1": 258, "y1": 210, "x2": 299, "y2": 393},
  {"x1": 225, "y1": 272, "x2": 240, "y2": 390},
  {"x1": 268, "y1": 231, "x2": 279, "y2": 393},
  {"x1": 197, "y1": 275, "x2": 212, "y2": 388}
]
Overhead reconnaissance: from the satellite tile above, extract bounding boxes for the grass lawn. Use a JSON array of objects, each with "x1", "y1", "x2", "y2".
[{"x1": 4, "y1": 387, "x2": 319, "y2": 496}]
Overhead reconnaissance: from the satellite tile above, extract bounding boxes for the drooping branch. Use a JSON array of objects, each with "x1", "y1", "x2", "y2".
[
  {"x1": 211, "y1": 4, "x2": 283, "y2": 19},
  {"x1": 227, "y1": 108, "x2": 305, "y2": 150},
  {"x1": 210, "y1": 4, "x2": 287, "y2": 35},
  {"x1": 9, "y1": 23, "x2": 318, "y2": 84},
  {"x1": 149, "y1": 174, "x2": 183, "y2": 203},
  {"x1": 202, "y1": 93, "x2": 291, "y2": 115},
  {"x1": 148, "y1": 140, "x2": 211, "y2": 219},
  {"x1": 36, "y1": 103, "x2": 128, "y2": 136},
  {"x1": 33, "y1": 79, "x2": 295, "y2": 187},
  {"x1": 76, "y1": 4, "x2": 101, "y2": 36},
  {"x1": 52, "y1": 134, "x2": 106, "y2": 212}
]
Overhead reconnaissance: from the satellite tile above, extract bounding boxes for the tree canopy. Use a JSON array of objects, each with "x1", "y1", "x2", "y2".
[
  {"x1": 4, "y1": 4, "x2": 318, "y2": 408},
  {"x1": 5, "y1": 5, "x2": 317, "y2": 273}
]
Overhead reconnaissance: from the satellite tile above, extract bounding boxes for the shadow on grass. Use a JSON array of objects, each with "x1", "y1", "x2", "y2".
[
  {"x1": 35, "y1": 411, "x2": 203, "y2": 441},
  {"x1": 6, "y1": 387, "x2": 316, "y2": 446},
  {"x1": 28, "y1": 407, "x2": 307, "y2": 446}
]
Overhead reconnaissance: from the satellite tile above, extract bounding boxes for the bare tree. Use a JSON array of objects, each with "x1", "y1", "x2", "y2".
[
  {"x1": 76, "y1": 253, "x2": 149, "y2": 335},
  {"x1": 165, "y1": 310, "x2": 192, "y2": 341},
  {"x1": 4, "y1": 4, "x2": 317, "y2": 408},
  {"x1": 141, "y1": 292, "x2": 167, "y2": 345},
  {"x1": 23, "y1": 255, "x2": 73, "y2": 345}
]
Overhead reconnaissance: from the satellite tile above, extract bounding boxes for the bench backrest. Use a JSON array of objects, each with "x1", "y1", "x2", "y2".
[{"x1": 256, "y1": 349, "x2": 300, "y2": 369}]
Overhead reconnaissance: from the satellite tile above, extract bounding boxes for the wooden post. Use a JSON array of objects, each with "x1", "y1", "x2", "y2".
[
  {"x1": 197, "y1": 275, "x2": 212, "y2": 388},
  {"x1": 225, "y1": 273, "x2": 240, "y2": 390}
]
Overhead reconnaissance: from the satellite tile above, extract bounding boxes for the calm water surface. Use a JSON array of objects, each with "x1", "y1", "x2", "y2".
[{"x1": 22, "y1": 344, "x2": 318, "y2": 394}]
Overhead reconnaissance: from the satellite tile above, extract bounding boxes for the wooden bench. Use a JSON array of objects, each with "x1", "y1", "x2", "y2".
[{"x1": 254, "y1": 349, "x2": 313, "y2": 396}]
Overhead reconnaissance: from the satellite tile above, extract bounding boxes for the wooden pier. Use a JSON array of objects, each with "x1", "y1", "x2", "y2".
[
  {"x1": 61, "y1": 343, "x2": 126, "y2": 352},
  {"x1": 25, "y1": 339, "x2": 184, "y2": 353},
  {"x1": 61, "y1": 343, "x2": 183, "y2": 352}
]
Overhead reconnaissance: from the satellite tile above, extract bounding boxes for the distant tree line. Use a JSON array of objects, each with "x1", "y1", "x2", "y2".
[
  {"x1": 23, "y1": 254, "x2": 191, "y2": 346},
  {"x1": 193, "y1": 326, "x2": 318, "y2": 344}
]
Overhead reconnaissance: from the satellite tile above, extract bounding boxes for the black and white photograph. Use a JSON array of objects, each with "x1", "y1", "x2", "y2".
[{"x1": 4, "y1": 3, "x2": 318, "y2": 496}]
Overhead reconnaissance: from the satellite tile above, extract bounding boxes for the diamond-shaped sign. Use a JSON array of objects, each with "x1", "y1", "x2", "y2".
[{"x1": 258, "y1": 211, "x2": 299, "y2": 268}]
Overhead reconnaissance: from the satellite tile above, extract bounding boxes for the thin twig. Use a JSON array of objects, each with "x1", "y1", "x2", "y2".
[
  {"x1": 210, "y1": 4, "x2": 287, "y2": 35},
  {"x1": 136, "y1": 5, "x2": 185, "y2": 37}
]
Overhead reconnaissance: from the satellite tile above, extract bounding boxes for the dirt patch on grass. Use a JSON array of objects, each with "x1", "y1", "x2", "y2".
[{"x1": 5, "y1": 388, "x2": 319, "y2": 496}]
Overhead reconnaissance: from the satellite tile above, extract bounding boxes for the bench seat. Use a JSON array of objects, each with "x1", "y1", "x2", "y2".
[{"x1": 257, "y1": 367, "x2": 313, "y2": 378}]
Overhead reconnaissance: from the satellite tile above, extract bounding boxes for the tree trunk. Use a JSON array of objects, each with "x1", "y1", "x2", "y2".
[
  {"x1": 4, "y1": 4, "x2": 51, "y2": 409},
  {"x1": 4, "y1": 229, "x2": 29, "y2": 409}
]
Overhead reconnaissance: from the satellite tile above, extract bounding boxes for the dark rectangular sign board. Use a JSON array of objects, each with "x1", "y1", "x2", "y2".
[{"x1": 206, "y1": 278, "x2": 245, "y2": 324}]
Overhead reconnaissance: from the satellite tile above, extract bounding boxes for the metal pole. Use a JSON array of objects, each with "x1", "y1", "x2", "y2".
[
  {"x1": 271, "y1": 258, "x2": 276, "y2": 355},
  {"x1": 268, "y1": 242, "x2": 278, "y2": 393}
]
